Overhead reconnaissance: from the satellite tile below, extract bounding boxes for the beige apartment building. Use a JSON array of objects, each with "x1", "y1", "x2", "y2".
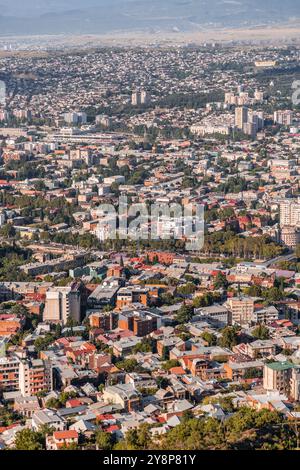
[
  {"x1": 226, "y1": 297, "x2": 254, "y2": 325},
  {"x1": 280, "y1": 226, "x2": 300, "y2": 248},
  {"x1": 43, "y1": 285, "x2": 81, "y2": 325},
  {"x1": 280, "y1": 200, "x2": 300, "y2": 227},
  {"x1": 263, "y1": 362, "x2": 295, "y2": 395},
  {"x1": 235, "y1": 106, "x2": 248, "y2": 130},
  {"x1": 290, "y1": 368, "x2": 300, "y2": 401}
]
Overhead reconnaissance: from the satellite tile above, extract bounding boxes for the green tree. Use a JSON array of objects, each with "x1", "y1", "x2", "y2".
[
  {"x1": 60, "y1": 442, "x2": 80, "y2": 450},
  {"x1": 162, "y1": 359, "x2": 180, "y2": 371},
  {"x1": 59, "y1": 391, "x2": 76, "y2": 406},
  {"x1": 156, "y1": 376, "x2": 170, "y2": 389},
  {"x1": 0, "y1": 224, "x2": 16, "y2": 238},
  {"x1": 54, "y1": 323, "x2": 62, "y2": 338},
  {"x1": 96, "y1": 430, "x2": 114, "y2": 450},
  {"x1": 218, "y1": 326, "x2": 239, "y2": 349},
  {"x1": 115, "y1": 358, "x2": 139, "y2": 372},
  {"x1": 177, "y1": 283, "x2": 197, "y2": 296},
  {"x1": 34, "y1": 334, "x2": 54, "y2": 353},
  {"x1": 244, "y1": 368, "x2": 263, "y2": 379},
  {"x1": 115, "y1": 424, "x2": 152, "y2": 450},
  {"x1": 175, "y1": 304, "x2": 194, "y2": 324},
  {"x1": 252, "y1": 324, "x2": 269, "y2": 340},
  {"x1": 213, "y1": 272, "x2": 229, "y2": 290},
  {"x1": 45, "y1": 398, "x2": 61, "y2": 409},
  {"x1": 201, "y1": 331, "x2": 217, "y2": 346},
  {"x1": 133, "y1": 337, "x2": 155, "y2": 354},
  {"x1": 14, "y1": 429, "x2": 44, "y2": 450}
]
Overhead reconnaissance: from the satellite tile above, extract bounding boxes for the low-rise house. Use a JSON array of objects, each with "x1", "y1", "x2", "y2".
[
  {"x1": 125, "y1": 372, "x2": 157, "y2": 390},
  {"x1": 0, "y1": 424, "x2": 28, "y2": 448},
  {"x1": 252, "y1": 306, "x2": 279, "y2": 323},
  {"x1": 280, "y1": 336, "x2": 300, "y2": 351},
  {"x1": 224, "y1": 360, "x2": 264, "y2": 381},
  {"x1": 14, "y1": 396, "x2": 40, "y2": 418},
  {"x1": 189, "y1": 359, "x2": 226, "y2": 380},
  {"x1": 102, "y1": 384, "x2": 142, "y2": 412},
  {"x1": 163, "y1": 399, "x2": 194, "y2": 420},
  {"x1": 247, "y1": 340, "x2": 276, "y2": 358},
  {"x1": 195, "y1": 304, "x2": 230, "y2": 326},
  {"x1": 113, "y1": 337, "x2": 141, "y2": 357},
  {"x1": 32, "y1": 409, "x2": 66, "y2": 431},
  {"x1": 70, "y1": 419, "x2": 97, "y2": 435},
  {"x1": 154, "y1": 389, "x2": 175, "y2": 407},
  {"x1": 46, "y1": 430, "x2": 79, "y2": 450}
]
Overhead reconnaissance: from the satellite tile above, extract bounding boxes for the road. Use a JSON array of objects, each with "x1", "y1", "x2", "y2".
[{"x1": 260, "y1": 252, "x2": 296, "y2": 268}]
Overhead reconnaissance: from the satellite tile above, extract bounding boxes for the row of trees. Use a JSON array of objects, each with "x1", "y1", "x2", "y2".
[
  {"x1": 0, "y1": 245, "x2": 32, "y2": 282},
  {"x1": 203, "y1": 232, "x2": 284, "y2": 259},
  {"x1": 94, "y1": 408, "x2": 300, "y2": 451},
  {"x1": 0, "y1": 191, "x2": 77, "y2": 227},
  {"x1": 13, "y1": 407, "x2": 300, "y2": 450}
]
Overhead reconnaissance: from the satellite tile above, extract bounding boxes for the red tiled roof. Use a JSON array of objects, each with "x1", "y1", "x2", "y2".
[
  {"x1": 0, "y1": 424, "x2": 20, "y2": 433},
  {"x1": 105, "y1": 425, "x2": 120, "y2": 433},
  {"x1": 55, "y1": 338, "x2": 69, "y2": 345},
  {"x1": 156, "y1": 416, "x2": 167, "y2": 423},
  {"x1": 169, "y1": 366, "x2": 186, "y2": 375},
  {"x1": 53, "y1": 430, "x2": 78, "y2": 440},
  {"x1": 82, "y1": 342, "x2": 96, "y2": 352},
  {"x1": 66, "y1": 399, "x2": 82, "y2": 408},
  {"x1": 97, "y1": 414, "x2": 114, "y2": 421}
]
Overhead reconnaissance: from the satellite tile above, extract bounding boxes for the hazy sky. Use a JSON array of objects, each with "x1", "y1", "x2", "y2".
[
  {"x1": 0, "y1": 0, "x2": 299, "y2": 17},
  {"x1": 0, "y1": 0, "x2": 125, "y2": 15},
  {"x1": 0, "y1": 0, "x2": 299, "y2": 35},
  {"x1": 0, "y1": 0, "x2": 100, "y2": 16}
]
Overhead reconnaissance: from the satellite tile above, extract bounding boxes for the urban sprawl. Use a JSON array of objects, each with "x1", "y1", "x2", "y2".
[{"x1": 0, "y1": 44, "x2": 300, "y2": 450}]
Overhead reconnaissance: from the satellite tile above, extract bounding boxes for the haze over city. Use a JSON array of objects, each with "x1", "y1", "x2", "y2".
[{"x1": 0, "y1": 0, "x2": 299, "y2": 36}]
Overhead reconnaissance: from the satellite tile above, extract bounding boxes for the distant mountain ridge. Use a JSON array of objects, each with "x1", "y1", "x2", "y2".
[{"x1": 0, "y1": 0, "x2": 299, "y2": 35}]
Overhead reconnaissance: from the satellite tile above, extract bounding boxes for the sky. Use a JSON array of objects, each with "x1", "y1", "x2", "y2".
[
  {"x1": 0, "y1": 0, "x2": 298, "y2": 16},
  {"x1": 0, "y1": 0, "x2": 109, "y2": 16},
  {"x1": 0, "y1": 1, "x2": 299, "y2": 35}
]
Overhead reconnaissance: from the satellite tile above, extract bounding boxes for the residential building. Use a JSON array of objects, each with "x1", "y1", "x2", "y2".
[
  {"x1": 43, "y1": 284, "x2": 81, "y2": 325},
  {"x1": 0, "y1": 356, "x2": 20, "y2": 392},
  {"x1": 19, "y1": 359, "x2": 53, "y2": 397},
  {"x1": 46, "y1": 430, "x2": 78, "y2": 450},
  {"x1": 226, "y1": 297, "x2": 254, "y2": 325},
  {"x1": 263, "y1": 362, "x2": 295, "y2": 395},
  {"x1": 102, "y1": 384, "x2": 141, "y2": 411}
]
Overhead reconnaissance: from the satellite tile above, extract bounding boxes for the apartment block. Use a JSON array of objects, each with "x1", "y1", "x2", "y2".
[
  {"x1": 19, "y1": 359, "x2": 53, "y2": 397},
  {"x1": 116, "y1": 286, "x2": 149, "y2": 309},
  {"x1": 118, "y1": 309, "x2": 161, "y2": 336},
  {"x1": 263, "y1": 362, "x2": 295, "y2": 395},
  {"x1": 0, "y1": 356, "x2": 20, "y2": 392},
  {"x1": 280, "y1": 200, "x2": 300, "y2": 227},
  {"x1": 226, "y1": 297, "x2": 254, "y2": 325},
  {"x1": 43, "y1": 284, "x2": 81, "y2": 325}
]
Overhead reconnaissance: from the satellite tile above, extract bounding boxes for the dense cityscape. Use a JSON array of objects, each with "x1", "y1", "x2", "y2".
[{"x1": 0, "y1": 40, "x2": 300, "y2": 452}]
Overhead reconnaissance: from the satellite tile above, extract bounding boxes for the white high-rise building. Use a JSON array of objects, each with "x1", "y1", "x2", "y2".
[
  {"x1": 131, "y1": 92, "x2": 141, "y2": 106},
  {"x1": 0, "y1": 212, "x2": 6, "y2": 227},
  {"x1": 280, "y1": 200, "x2": 300, "y2": 227},
  {"x1": 254, "y1": 90, "x2": 265, "y2": 102},
  {"x1": 274, "y1": 110, "x2": 293, "y2": 126},
  {"x1": 235, "y1": 106, "x2": 248, "y2": 130},
  {"x1": 131, "y1": 90, "x2": 150, "y2": 106},
  {"x1": 64, "y1": 112, "x2": 87, "y2": 125},
  {"x1": 141, "y1": 90, "x2": 149, "y2": 105}
]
